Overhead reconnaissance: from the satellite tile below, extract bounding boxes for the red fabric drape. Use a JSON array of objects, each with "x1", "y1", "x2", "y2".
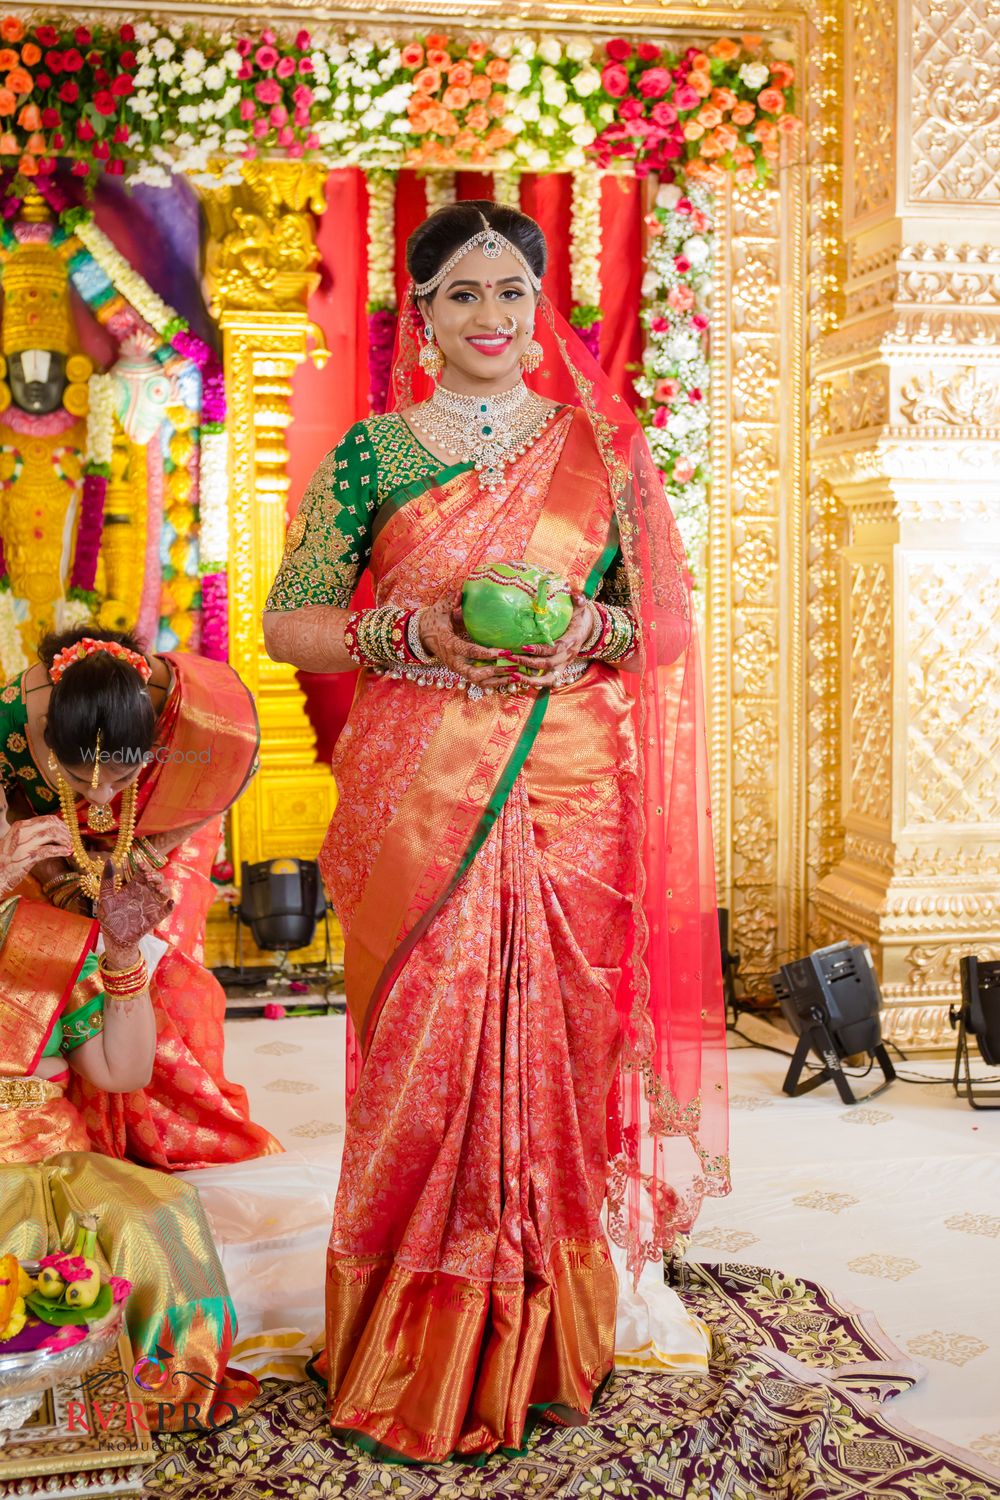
[{"x1": 284, "y1": 168, "x2": 645, "y2": 762}]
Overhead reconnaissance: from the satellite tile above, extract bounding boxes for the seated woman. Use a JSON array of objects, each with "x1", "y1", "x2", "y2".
[
  {"x1": 0, "y1": 627, "x2": 279, "y2": 1170},
  {"x1": 0, "y1": 808, "x2": 256, "y2": 1430}
]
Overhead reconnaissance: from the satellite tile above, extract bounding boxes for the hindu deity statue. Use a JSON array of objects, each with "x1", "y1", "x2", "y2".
[{"x1": 0, "y1": 194, "x2": 91, "y2": 655}]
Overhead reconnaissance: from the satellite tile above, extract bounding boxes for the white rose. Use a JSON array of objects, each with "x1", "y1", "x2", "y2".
[
  {"x1": 182, "y1": 47, "x2": 204, "y2": 73},
  {"x1": 546, "y1": 80, "x2": 568, "y2": 107},
  {"x1": 563, "y1": 145, "x2": 586, "y2": 168},
  {"x1": 538, "y1": 38, "x2": 562, "y2": 65},
  {"x1": 361, "y1": 107, "x2": 386, "y2": 130},
  {"x1": 563, "y1": 102, "x2": 585, "y2": 126},
  {"x1": 514, "y1": 96, "x2": 540, "y2": 122},
  {"x1": 503, "y1": 113, "x2": 524, "y2": 134},
  {"x1": 570, "y1": 123, "x2": 596, "y2": 145},
  {"x1": 538, "y1": 114, "x2": 558, "y2": 136},
  {"x1": 657, "y1": 183, "x2": 682, "y2": 210},
  {"x1": 682, "y1": 235, "x2": 710, "y2": 266},
  {"x1": 566, "y1": 39, "x2": 594, "y2": 64},
  {"x1": 507, "y1": 60, "x2": 533, "y2": 92},
  {"x1": 491, "y1": 35, "x2": 515, "y2": 59},
  {"x1": 527, "y1": 148, "x2": 551, "y2": 170},
  {"x1": 641, "y1": 270, "x2": 660, "y2": 299},
  {"x1": 512, "y1": 35, "x2": 536, "y2": 59},
  {"x1": 598, "y1": 102, "x2": 615, "y2": 122},
  {"x1": 769, "y1": 39, "x2": 795, "y2": 61},
  {"x1": 739, "y1": 61, "x2": 770, "y2": 90},
  {"x1": 572, "y1": 68, "x2": 601, "y2": 98}
]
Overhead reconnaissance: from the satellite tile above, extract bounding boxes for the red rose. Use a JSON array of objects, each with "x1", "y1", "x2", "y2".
[
  {"x1": 106, "y1": 158, "x2": 124, "y2": 175},
  {"x1": 87, "y1": 50, "x2": 102, "y2": 65},
  {"x1": 70, "y1": 159, "x2": 88, "y2": 175},
  {"x1": 35, "y1": 73, "x2": 51, "y2": 89},
  {"x1": 76, "y1": 117, "x2": 94, "y2": 139},
  {"x1": 74, "y1": 26, "x2": 92, "y2": 46},
  {"x1": 601, "y1": 63, "x2": 630, "y2": 98},
  {"x1": 113, "y1": 122, "x2": 129, "y2": 142},
  {"x1": 93, "y1": 90, "x2": 115, "y2": 115},
  {"x1": 637, "y1": 67, "x2": 671, "y2": 98},
  {"x1": 295, "y1": 29, "x2": 311, "y2": 49},
  {"x1": 121, "y1": 50, "x2": 136, "y2": 69},
  {"x1": 637, "y1": 42, "x2": 660, "y2": 62},
  {"x1": 652, "y1": 406, "x2": 668, "y2": 427},
  {"x1": 236, "y1": 38, "x2": 252, "y2": 57},
  {"x1": 51, "y1": 132, "x2": 64, "y2": 148},
  {"x1": 35, "y1": 25, "x2": 58, "y2": 46},
  {"x1": 94, "y1": 69, "x2": 110, "y2": 88},
  {"x1": 119, "y1": 24, "x2": 135, "y2": 42},
  {"x1": 606, "y1": 37, "x2": 632, "y2": 62},
  {"x1": 674, "y1": 255, "x2": 691, "y2": 273},
  {"x1": 45, "y1": 49, "x2": 65, "y2": 72},
  {"x1": 110, "y1": 74, "x2": 133, "y2": 96},
  {"x1": 92, "y1": 139, "x2": 110, "y2": 159},
  {"x1": 41, "y1": 107, "x2": 59, "y2": 127},
  {"x1": 676, "y1": 196, "x2": 693, "y2": 214},
  {"x1": 57, "y1": 80, "x2": 78, "y2": 103},
  {"x1": 619, "y1": 98, "x2": 644, "y2": 120},
  {"x1": 62, "y1": 48, "x2": 84, "y2": 72}
]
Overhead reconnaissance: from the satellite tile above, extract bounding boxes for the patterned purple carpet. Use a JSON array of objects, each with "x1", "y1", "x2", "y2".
[{"x1": 144, "y1": 1261, "x2": 1000, "y2": 1498}]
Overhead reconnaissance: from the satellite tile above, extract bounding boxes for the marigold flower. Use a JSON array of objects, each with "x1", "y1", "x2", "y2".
[
  {"x1": 485, "y1": 57, "x2": 508, "y2": 82},
  {"x1": 401, "y1": 43, "x2": 424, "y2": 68},
  {"x1": 708, "y1": 37, "x2": 740, "y2": 62},
  {"x1": 21, "y1": 42, "x2": 40, "y2": 66},
  {"x1": 758, "y1": 87, "x2": 785, "y2": 115},
  {"x1": 0, "y1": 16, "x2": 24, "y2": 42},
  {"x1": 7, "y1": 67, "x2": 32, "y2": 95}
]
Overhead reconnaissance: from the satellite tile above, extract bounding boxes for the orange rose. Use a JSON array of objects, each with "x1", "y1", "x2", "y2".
[
  {"x1": 470, "y1": 141, "x2": 488, "y2": 164},
  {"x1": 413, "y1": 67, "x2": 441, "y2": 94},
  {"x1": 409, "y1": 111, "x2": 432, "y2": 134},
  {"x1": 712, "y1": 87, "x2": 738, "y2": 112},
  {"x1": 442, "y1": 84, "x2": 470, "y2": 110},
  {"x1": 771, "y1": 62, "x2": 794, "y2": 88},
  {"x1": 469, "y1": 74, "x2": 492, "y2": 100},
  {"x1": 401, "y1": 43, "x2": 424, "y2": 68},
  {"x1": 7, "y1": 67, "x2": 32, "y2": 95},
  {"x1": 426, "y1": 32, "x2": 449, "y2": 49},
  {"x1": 741, "y1": 33, "x2": 762, "y2": 50},
  {"x1": 20, "y1": 41, "x2": 39, "y2": 65},
  {"x1": 690, "y1": 51, "x2": 709, "y2": 70},
  {"x1": 467, "y1": 40, "x2": 488, "y2": 61},
  {"x1": 698, "y1": 131, "x2": 726, "y2": 159},
  {"x1": 0, "y1": 86, "x2": 15, "y2": 114},
  {"x1": 0, "y1": 15, "x2": 24, "y2": 41},
  {"x1": 16, "y1": 101, "x2": 39, "y2": 129},
  {"x1": 688, "y1": 70, "x2": 712, "y2": 97},
  {"x1": 25, "y1": 129, "x2": 45, "y2": 153},
  {"x1": 0, "y1": 129, "x2": 15, "y2": 150},
  {"x1": 761, "y1": 139, "x2": 780, "y2": 158},
  {"x1": 448, "y1": 61, "x2": 472, "y2": 86},
  {"x1": 485, "y1": 57, "x2": 508, "y2": 82},
  {"x1": 487, "y1": 91, "x2": 506, "y2": 117},
  {"x1": 465, "y1": 103, "x2": 490, "y2": 130},
  {"x1": 715, "y1": 122, "x2": 739, "y2": 151},
  {"x1": 697, "y1": 105, "x2": 722, "y2": 128},
  {"x1": 427, "y1": 48, "x2": 450, "y2": 69},
  {"x1": 437, "y1": 109, "x2": 459, "y2": 137},
  {"x1": 778, "y1": 112, "x2": 801, "y2": 134},
  {"x1": 683, "y1": 120, "x2": 704, "y2": 141},
  {"x1": 454, "y1": 127, "x2": 477, "y2": 152},
  {"x1": 485, "y1": 126, "x2": 512, "y2": 149},
  {"x1": 753, "y1": 118, "x2": 776, "y2": 141},
  {"x1": 731, "y1": 101, "x2": 756, "y2": 126},
  {"x1": 733, "y1": 143, "x2": 755, "y2": 164},
  {"x1": 0, "y1": 48, "x2": 16, "y2": 69},
  {"x1": 735, "y1": 164, "x2": 756, "y2": 185},
  {"x1": 758, "y1": 87, "x2": 785, "y2": 114},
  {"x1": 17, "y1": 152, "x2": 37, "y2": 175},
  {"x1": 708, "y1": 38, "x2": 740, "y2": 62}
]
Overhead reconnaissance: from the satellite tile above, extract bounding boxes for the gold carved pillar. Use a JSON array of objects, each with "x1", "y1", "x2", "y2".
[
  {"x1": 813, "y1": 0, "x2": 1000, "y2": 1045},
  {"x1": 199, "y1": 162, "x2": 338, "y2": 957}
]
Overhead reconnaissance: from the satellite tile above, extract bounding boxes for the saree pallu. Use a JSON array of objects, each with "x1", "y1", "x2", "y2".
[
  {"x1": 0, "y1": 903, "x2": 256, "y2": 1430},
  {"x1": 68, "y1": 653, "x2": 280, "y2": 1171},
  {"x1": 317, "y1": 412, "x2": 644, "y2": 1460}
]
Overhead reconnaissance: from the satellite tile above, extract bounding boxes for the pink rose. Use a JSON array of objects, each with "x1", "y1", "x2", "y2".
[
  {"x1": 673, "y1": 457, "x2": 696, "y2": 483},
  {"x1": 236, "y1": 37, "x2": 252, "y2": 57},
  {"x1": 688, "y1": 387, "x2": 703, "y2": 403},
  {"x1": 638, "y1": 67, "x2": 671, "y2": 98},
  {"x1": 239, "y1": 97, "x2": 255, "y2": 120},
  {"x1": 650, "y1": 315, "x2": 670, "y2": 333},
  {"x1": 651, "y1": 101, "x2": 678, "y2": 127},
  {"x1": 295, "y1": 29, "x2": 311, "y2": 49},
  {"x1": 255, "y1": 78, "x2": 281, "y2": 104},
  {"x1": 261, "y1": 28, "x2": 276, "y2": 44},
  {"x1": 252, "y1": 117, "x2": 269, "y2": 138},
  {"x1": 673, "y1": 84, "x2": 700, "y2": 110},
  {"x1": 676, "y1": 197, "x2": 693, "y2": 215},
  {"x1": 237, "y1": 62, "x2": 251, "y2": 80},
  {"x1": 270, "y1": 104, "x2": 288, "y2": 126},
  {"x1": 298, "y1": 57, "x2": 314, "y2": 74},
  {"x1": 294, "y1": 106, "x2": 310, "y2": 127},
  {"x1": 654, "y1": 377, "x2": 680, "y2": 401},
  {"x1": 276, "y1": 56, "x2": 295, "y2": 78},
  {"x1": 652, "y1": 406, "x2": 668, "y2": 428},
  {"x1": 278, "y1": 125, "x2": 295, "y2": 146},
  {"x1": 306, "y1": 132, "x2": 320, "y2": 148},
  {"x1": 601, "y1": 63, "x2": 630, "y2": 98},
  {"x1": 674, "y1": 255, "x2": 691, "y2": 273},
  {"x1": 293, "y1": 83, "x2": 313, "y2": 106},
  {"x1": 691, "y1": 314, "x2": 709, "y2": 332},
  {"x1": 691, "y1": 209, "x2": 709, "y2": 232},
  {"x1": 606, "y1": 37, "x2": 633, "y2": 61},
  {"x1": 288, "y1": 140, "x2": 304, "y2": 157},
  {"x1": 668, "y1": 285, "x2": 695, "y2": 311},
  {"x1": 619, "y1": 98, "x2": 644, "y2": 120},
  {"x1": 255, "y1": 44, "x2": 279, "y2": 70},
  {"x1": 264, "y1": 1002, "x2": 286, "y2": 1019}
]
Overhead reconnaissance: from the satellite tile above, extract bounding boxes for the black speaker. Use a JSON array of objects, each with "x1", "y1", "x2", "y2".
[
  {"x1": 769, "y1": 942, "x2": 895, "y2": 1105},
  {"x1": 237, "y1": 859, "x2": 327, "y2": 952},
  {"x1": 951, "y1": 957, "x2": 1000, "y2": 1109}
]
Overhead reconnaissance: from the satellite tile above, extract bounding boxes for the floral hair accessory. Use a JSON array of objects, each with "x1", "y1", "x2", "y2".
[{"x1": 49, "y1": 638, "x2": 152, "y2": 685}]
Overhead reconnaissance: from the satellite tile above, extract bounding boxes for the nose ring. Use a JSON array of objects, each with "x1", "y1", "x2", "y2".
[{"x1": 496, "y1": 315, "x2": 518, "y2": 337}]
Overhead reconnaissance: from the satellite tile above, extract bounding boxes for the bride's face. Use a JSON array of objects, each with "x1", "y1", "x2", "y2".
[{"x1": 419, "y1": 245, "x2": 537, "y2": 390}]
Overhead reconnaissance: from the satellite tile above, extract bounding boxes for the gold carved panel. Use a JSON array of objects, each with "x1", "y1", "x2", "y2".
[
  {"x1": 908, "y1": 0, "x2": 1000, "y2": 204},
  {"x1": 845, "y1": 0, "x2": 897, "y2": 225},
  {"x1": 847, "y1": 559, "x2": 893, "y2": 826}
]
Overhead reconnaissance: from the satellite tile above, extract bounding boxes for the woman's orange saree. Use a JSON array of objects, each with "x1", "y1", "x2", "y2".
[{"x1": 305, "y1": 344, "x2": 727, "y2": 1459}]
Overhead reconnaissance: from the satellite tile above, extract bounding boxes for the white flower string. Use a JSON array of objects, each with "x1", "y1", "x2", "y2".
[{"x1": 366, "y1": 170, "x2": 397, "y2": 310}]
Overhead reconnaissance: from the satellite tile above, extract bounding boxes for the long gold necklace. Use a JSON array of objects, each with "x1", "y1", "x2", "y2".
[{"x1": 51, "y1": 761, "x2": 138, "y2": 901}]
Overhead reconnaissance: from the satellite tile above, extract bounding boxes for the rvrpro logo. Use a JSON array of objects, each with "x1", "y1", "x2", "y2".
[{"x1": 71, "y1": 1346, "x2": 238, "y2": 1434}]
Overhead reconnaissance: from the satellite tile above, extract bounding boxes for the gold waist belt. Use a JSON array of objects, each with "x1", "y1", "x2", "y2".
[{"x1": 0, "y1": 1076, "x2": 63, "y2": 1111}]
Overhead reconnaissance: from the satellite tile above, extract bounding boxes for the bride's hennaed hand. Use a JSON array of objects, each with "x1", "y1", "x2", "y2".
[
  {"x1": 417, "y1": 596, "x2": 522, "y2": 692},
  {"x1": 0, "y1": 816, "x2": 74, "y2": 899},
  {"x1": 504, "y1": 594, "x2": 598, "y2": 690}
]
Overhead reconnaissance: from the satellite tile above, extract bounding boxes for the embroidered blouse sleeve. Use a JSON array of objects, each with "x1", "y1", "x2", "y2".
[
  {"x1": 265, "y1": 423, "x2": 379, "y2": 611},
  {"x1": 0, "y1": 682, "x2": 25, "y2": 792}
]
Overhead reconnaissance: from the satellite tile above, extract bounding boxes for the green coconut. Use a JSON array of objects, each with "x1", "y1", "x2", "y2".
[{"x1": 462, "y1": 562, "x2": 573, "y2": 650}]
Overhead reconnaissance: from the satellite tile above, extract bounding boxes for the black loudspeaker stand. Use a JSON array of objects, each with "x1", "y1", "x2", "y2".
[{"x1": 782, "y1": 1007, "x2": 896, "y2": 1106}]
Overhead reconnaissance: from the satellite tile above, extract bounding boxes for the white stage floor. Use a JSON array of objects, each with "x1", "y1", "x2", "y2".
[{"x1": 197, "y1": 1010, "x2": 1000, "y2": 1464}]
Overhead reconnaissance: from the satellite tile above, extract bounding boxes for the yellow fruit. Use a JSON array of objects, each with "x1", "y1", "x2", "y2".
[
  {"x1": 37, "y1": 1265, "x2": 66, "y2": 1300},
  {"x1": 64, "y1": 1267, "x2": 101, "y2": 1309}
]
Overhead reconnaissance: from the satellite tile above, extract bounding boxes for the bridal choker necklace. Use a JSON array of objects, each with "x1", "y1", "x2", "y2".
[{"x1": 410, "y1": 381, "x2": 555, "y2": 489}]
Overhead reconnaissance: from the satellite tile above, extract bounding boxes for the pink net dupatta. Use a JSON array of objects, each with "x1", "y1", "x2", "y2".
[{"x1": 359, "y1": 289, "x2": 731, "y2": 1281}]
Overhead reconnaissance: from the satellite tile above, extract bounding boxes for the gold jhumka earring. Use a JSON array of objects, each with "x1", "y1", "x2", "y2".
[{"x1": 419, "y1": 323, "x2": 444, "y2": 381}]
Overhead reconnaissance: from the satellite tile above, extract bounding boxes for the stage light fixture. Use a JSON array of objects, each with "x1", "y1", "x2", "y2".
[
  {"x1": 769, "y1": 941, "x2": 896, "y2": 1105},
  {"x1": 234, "y1": 858, "x2": 329, "y2": 967},
  {"x1": 951, "y1": 957, "x2": 1000, "y2": 1110}
]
